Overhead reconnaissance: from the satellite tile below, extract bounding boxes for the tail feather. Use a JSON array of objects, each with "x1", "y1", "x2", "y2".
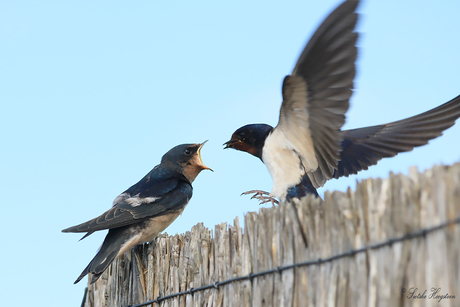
[
  {"x1": 74, "y1": 248, "x2": 120, "y2": 284},
  {"x1": 79, "y1": 231, "x2": 95, "y2": 241},
  {"x1": 74, "y1": 260, "x2": 93, "y2": 284},
  {"x1": 74, "y1": 229, "x2": 125, "y2": 284},
  {"x1": 287, "y1": 175, "x2": 320, "y2": 201}
]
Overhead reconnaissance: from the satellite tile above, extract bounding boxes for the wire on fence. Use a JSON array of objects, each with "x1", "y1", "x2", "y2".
[{"x1": 122, "y1": 215, "x2": 460, "y2": 307}]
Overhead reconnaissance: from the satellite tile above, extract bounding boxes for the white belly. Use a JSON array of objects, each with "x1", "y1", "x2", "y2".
[
  {"x1": 262, "y1": 131, "x2": 307, "y2": 201},
  {"x1": 117, "y1": 208, "x2": 185, "y2": 257}
]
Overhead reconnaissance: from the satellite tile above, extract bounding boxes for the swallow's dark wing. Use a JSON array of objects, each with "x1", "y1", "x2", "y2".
[
  {"x1": 121, "y1": 165, "x2": 186, "y2": 199},
  {"x1": 62, "y1": 167, "x2": 192, "y2": 233},
  {"x1": 62, "y1": 181, "x2": 191, "y2": 233},
  {"x1": 275, "y1": 0, "x2": 359, "y2": 188},
  {"x1": 333, "y1": 95, "x2": 460, "y2": 179},
  {"x1": 106, "y1": 164, "x2": 179, "y2": 202}
]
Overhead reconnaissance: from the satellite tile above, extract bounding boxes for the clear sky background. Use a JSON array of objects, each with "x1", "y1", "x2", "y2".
[{"x1": 1, "y1": 0, "x2": 459, "y2": 305}]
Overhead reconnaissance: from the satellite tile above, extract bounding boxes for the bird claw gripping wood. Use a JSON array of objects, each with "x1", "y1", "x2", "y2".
[{"x1": 241, "y1": 190, "x2": 280, "y2": 206}]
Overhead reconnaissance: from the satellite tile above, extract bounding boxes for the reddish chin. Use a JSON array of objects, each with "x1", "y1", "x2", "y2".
[{"x1": 231, "y1": 140, "x2": 257, "y2": 156}]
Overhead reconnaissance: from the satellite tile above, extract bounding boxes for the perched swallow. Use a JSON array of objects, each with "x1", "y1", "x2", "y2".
[
  {"x1": 224, "y1": 0, "x2": 460, "y2": 204},
  {"x1": 62, "y1": 142, "x2": 211, "y2": 284}
]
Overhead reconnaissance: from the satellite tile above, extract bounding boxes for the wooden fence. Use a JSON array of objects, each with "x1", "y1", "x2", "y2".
[{"x1": 81, "y1": 163, "x2": 460, "y2": 307}]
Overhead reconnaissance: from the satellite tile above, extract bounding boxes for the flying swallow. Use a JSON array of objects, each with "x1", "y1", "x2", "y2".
[
  {"x1": 62, "y1": 142, "x2": 211, "y2": 284},
  {"x1": 223, "y1": 0, "x2": 460, "y2": 204}
]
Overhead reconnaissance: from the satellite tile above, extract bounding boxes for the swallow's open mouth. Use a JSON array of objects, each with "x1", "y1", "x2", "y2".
[
  {"x1": 197, "y1": 140, "x2": 213, "y2": 171},
  {"x1": 223, "y1": 139, "x2": 239, "y2": 149}
]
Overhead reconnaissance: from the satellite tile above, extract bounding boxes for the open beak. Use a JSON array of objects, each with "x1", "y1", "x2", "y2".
[
  {"x1": 197, "y1": 140, "x2": 213, "y2": 171},
  {"x1": 223, "y1": 139, "x2": 238, "y2": 149}
]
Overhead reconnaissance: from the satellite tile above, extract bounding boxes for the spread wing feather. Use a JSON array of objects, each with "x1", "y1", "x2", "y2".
[
  {"x1": 275, "y1": 0, "x2": 360, "y2": 188},
  {"x1": 333, "y1": 95, "x2": 460, "y2": 179}
]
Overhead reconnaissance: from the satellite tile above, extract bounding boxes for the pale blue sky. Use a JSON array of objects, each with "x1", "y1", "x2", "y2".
[{"x1": 1, "y1": 1, "x2": 459, "y2": 305}]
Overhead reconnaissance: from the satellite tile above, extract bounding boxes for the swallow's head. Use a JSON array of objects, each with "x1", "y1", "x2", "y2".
[
  {"x1": 223, "y1": 124, "x2": 273, "y2": 160},
  {"x1": 162, "y1": 141, "x2": 212, "y2": 182}
]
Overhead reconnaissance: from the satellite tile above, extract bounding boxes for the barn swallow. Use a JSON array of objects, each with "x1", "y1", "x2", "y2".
[
  {"x1": 62, "y1": 142, "x2": 211, "y2": 284},
  {"x1": 224, "y1": 0, "x2": 460, "y2": 204}
]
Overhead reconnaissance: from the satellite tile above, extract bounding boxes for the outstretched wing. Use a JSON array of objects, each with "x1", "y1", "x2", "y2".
[
  {"x1": 333, "y1": 95, "x2": 460, "y2": 179},
  {"x1": 275, "y1": 0, "x2": 360, "y2": 188}
]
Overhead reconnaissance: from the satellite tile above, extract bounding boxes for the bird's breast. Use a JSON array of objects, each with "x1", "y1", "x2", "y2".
[
  {"x1": 117, "y1": 207, "x2": 186, "y2": 258},
  {"x1": 262, "y1": 131, "x2": 308, "y2": 200},
  {"x1": 138, "y1": 209, "x2": 185, "y2": 244}
]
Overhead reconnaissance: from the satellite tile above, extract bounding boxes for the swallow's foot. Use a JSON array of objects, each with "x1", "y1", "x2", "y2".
[{"x1": 241, "y1": 190, "x2": 279, "y2": 206}]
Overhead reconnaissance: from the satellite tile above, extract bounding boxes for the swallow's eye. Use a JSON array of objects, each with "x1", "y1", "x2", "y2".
[
  {"x1": 239, "y1": 132, "x2": 245, "y2": 138},
  {"x1": 184, "y1": 148, "x2": 191, "y2": 155}
]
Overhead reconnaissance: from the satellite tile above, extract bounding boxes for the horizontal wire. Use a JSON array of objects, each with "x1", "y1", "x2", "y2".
[{"x1": 125, "y1": 215, "x2": 460, "y2": 307}]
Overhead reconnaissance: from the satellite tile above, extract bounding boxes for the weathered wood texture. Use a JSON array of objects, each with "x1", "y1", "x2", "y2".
[{"x1": 82, "y1": 163, "x2": 460, "y2": 307}]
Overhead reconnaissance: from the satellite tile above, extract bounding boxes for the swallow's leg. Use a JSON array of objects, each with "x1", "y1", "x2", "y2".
[
  {"x1": 241, "y1": 190, "x2": 279, "y2": 206},
  {"x1": 241, "y1": 189, "x2": 270, "y2": 198}
]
